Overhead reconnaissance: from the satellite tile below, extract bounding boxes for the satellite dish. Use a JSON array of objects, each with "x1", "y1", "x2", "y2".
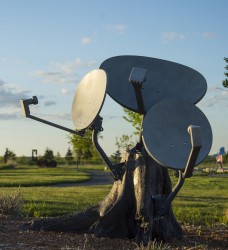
[
  {"x1": 72, "y1": 69, "x2": 107, "y2": 130},
  {"x1": 142, "y1": 99, "x2": 212, "y2": 170},
  {"x1": 100, "y1": 55, "x2": 207, "y2": 114}
]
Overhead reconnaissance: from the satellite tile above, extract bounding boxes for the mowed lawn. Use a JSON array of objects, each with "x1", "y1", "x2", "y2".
[
  {"x1": 171, "y1": 174, "x2": 228, "y2": 226},
  {"x1": 0, "y1": 185, "x2": 111, "y2": 217},
  {"x1": 0, "y1": 164, "x2": 110, "y2": 217},
  {"x1": 0, "y1": 164, "x2": 90, "y2": 187},
  {"x1": 0, "y1": 164, "x2": 227, "y2": 226}
]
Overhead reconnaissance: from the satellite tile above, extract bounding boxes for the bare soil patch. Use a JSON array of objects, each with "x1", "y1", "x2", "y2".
[{"x1": 0, "y1": 216, "x2": 227, "y2": 249}]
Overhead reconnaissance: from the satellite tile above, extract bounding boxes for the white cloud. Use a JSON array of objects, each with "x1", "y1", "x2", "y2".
[
  {"x1": 39, "y1": 112, "x2": 71, "y2": 121},
  {"x1": 202, "y1": 32, "x2": 216, "y2": 39},
  {"x1": 44, "y1": 100, "x2": 56, "y2": 107},
  {"x1": 0, "y1": 78, "x2": 30, "y2": 109},
  {"x1": 0, "y1": 57, "x2": 7, "y2": 63},
  {"x1": 81, "y1": 37, "x2": 91, "y2": 45},
  {"x1": 0, "y1": 79, "x2": 4, "y2": 85},
  {"x1": 198, "y1": 87, "x2": 228, "y2": 108},
  {"x1": 61, "y1": 88, "x2": 71, "y2": 95},
  {"x1": 31, "y1": 70, "x2": 70, "y2": 84},
  {"x1": 162, "y1": 31, "x2": 216, "y2": 43},
  {"x1": 55, "y1": 58, "x2": 84, "y2": 75},
  {"x1": 162, "y1": 32, "x2": 185, "y2": 43},
  {"x1": 0, "y1": 112, "x2": 19, "y2": 120},
  {"x1": 31, "y1": 58, "x2": 97, "y2": 84},
  {"x1": 107, "y1": 24, "x2": 127, "y2": 34}
]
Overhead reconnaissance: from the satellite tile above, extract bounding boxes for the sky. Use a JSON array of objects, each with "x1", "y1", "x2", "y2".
[{"x1": 0, "y1": 0, "x2": 227, "y2": 158}]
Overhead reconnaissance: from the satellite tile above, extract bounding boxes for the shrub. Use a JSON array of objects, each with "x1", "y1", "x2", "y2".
[
  {"x1": 0, "y1": 191, "x2": 24, "y2": 215},
  {"x1": 136, "y1": 239, "x2": 170, "y2": 250},
  {"x1": 37, "y1": 159, "x2": 57, "y2": 168}
]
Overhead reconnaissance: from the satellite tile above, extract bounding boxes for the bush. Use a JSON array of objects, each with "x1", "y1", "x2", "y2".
[
  {"x1": 37, "y1": 159, "x2": 57, "y2": 168},
  {"x1": 0, "y1": 191, "x2": 24, "y2": 215}
]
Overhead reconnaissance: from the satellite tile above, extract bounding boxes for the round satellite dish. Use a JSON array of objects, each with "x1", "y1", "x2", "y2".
[
  {"x1": 72, "y1": 69, "x2": 107, "y2": 130},
  {"x1": 100, "y1": 55, "x2": 207, "y2": 114},
  {"x1": 142, "y1": 99, "x2": 212, "y2": 170}
]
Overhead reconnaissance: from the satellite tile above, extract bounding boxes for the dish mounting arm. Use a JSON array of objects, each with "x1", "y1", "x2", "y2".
[
  {"x1": 20, "y1": 96, "x2": 85, "y2": 136},
  {"x1": 129, "y1": 67, "x2": 147, "y2": 114},
  {"x1": 153, "y1": 125, "x2": 202, "y2": 221},
  {"x1": 129, "y1": 67, "x2": 147, "y2": 152},
  {"x1": 91, "y1": 116, "x2": 123, "y2": 181},
  {"x1": 20, "y1": 96, "x2": 123, "y2": 181}
]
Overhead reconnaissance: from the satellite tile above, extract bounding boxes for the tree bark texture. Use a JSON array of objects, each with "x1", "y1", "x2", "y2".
[{"x1": 24, "y1": 151, "x2": 183, "y2": 245}]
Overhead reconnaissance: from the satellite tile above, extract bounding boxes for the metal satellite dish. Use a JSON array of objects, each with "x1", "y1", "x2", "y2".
[
  {"x1": 72, "y1": 69, "x2": 107, "y2": 130},
  {"x1": 142, "y1": 99, "x2": 212, "y2": 170},
  {"x1": 100, "y1": 55, "x2": 207, "y2": 114}
]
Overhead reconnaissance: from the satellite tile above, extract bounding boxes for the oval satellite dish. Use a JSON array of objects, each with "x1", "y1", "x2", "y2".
[
  {"x1": 72, "y1": 69, "x2": 107, "y2": 130},
  {"x1": 100, "y1": 55, "x2": 207, "y2": 114},
  {"x1": 142, "y1": 99, "x2": 212, "y2": 170}
]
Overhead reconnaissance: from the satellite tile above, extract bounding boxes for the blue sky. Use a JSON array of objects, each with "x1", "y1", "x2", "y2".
[{"x1": 0, "y1": 0, "x2": 227, "y2": 158}]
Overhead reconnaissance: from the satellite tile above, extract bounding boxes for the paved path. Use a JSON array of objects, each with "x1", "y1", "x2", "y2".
[{"x1": 54, "y1": 170, "x2": 114, "y2": 187}]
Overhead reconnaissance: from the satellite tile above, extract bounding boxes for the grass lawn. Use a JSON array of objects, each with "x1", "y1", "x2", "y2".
[
  {"x1": 0, "y1": 163, "x2": 227, "y2": 226},
  {"x1": 0, "y1": 185, "x2": 111, "y2": 217},
  {"x1": 0, "y1": 164, "x2": 91, "y2": 187},
  {"x1": 171, "y1": 175, "x2": 228, "y2": 226}
]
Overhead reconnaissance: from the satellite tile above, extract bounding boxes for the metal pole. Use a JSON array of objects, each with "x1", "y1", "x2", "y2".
[{"x1": 28, "y1": 114, "x2": 84, "y2": 136}]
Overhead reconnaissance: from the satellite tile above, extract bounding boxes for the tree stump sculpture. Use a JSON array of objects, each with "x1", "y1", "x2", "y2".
[
  {"x1": 21, "y1": 55, "x2": 212, "y2": 246},
  {"x1": 24, "y1": 151, "x2": 182, "y2": 244}
]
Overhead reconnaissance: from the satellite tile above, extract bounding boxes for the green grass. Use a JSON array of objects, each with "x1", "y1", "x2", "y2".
[
  {"x1": 197, "y1": 161, "x2": 228, "y2": 169},
  {"x1": 76, "y1": 164, "x2": 107, "y2": 171},
  {"x1": 0, "y1": 164, "x2": 227, "y2": 226},
  {"x1": 0, "y1": 185, "x2": 111, "y2": 217},
  {"x1": 172, "y1": 175, "x2": 228, "y2": 226},
  {"x1": 0, "y1": 164, "x2": 91, "y2": 187}
]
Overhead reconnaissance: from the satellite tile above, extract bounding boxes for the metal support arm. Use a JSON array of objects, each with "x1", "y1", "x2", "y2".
[
  {"x1": 153, "y1": 125, "x2": 202, "y2": 221},
  {"x1": 91, "y1": 116, "x2": 123, "y2": 181},
  {"x1": 129, "y1": 67, "x2": 147, "y2": 114},
  {"x1": 20, "y1": 96, "x2": 84, "y2": 136},
  {"x1": 20, "y1": 96, "x2": 123, "y2": 180}
]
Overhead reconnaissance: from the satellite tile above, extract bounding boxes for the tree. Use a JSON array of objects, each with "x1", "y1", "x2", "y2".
[
  {"x1": 55, "y1": 152, "x2": 62, "y2": 161},
  {"x1": 65, "y1": 148, "x2": 74, "y2": 162},
  {"x1": 111, "y1": 149, "x2": 122, "y2": 163},
  {"x1": 43, "y1": 148, "x2": 55, "y2": 161},
  {"x1": 37, "y1": 148, "x2": 57, "y2": 168},
  {"x1": 222, "y1": 57, "x2": 228, "y2": 88},
  {"x1": 3, "y1": 148, "x2": 16, "y2": 164},
  {"x1": 25, "y1": 109, "x2": 183, "y2": 245},
  {"x1": 115, "y1": 134, "x2": 135, "y2": 153},
  {"x1": 123, "y1": 108, "x2": 142, "y2": 135},
  {"x1": 69, "y1": 129, "x2": 102, "y2": 161}
]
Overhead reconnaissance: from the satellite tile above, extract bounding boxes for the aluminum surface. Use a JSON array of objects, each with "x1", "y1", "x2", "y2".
[
  {"x1": 100, "y1": 55, "x2": 207, "y2": 114},
  {"x1": 142, "y1": 99, "x2": 212, "y2": 170},
  {"x1": 71, "y1": 69, "x2": 107, "y2": 130}
]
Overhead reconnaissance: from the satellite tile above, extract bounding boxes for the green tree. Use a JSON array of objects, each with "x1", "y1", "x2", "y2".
[
  {"x1": 3, "y1": 148, "x2": 16, "y2": 164},
  {"x1": 123, "y1": 108, "x2": 143, "y2": 135},
  {"x1": 43, "y1": 148, "x2": 55, "y2": 161},
  {"x1": 111, "y1": 149, "x2": 122, "y2": 163},
  {"x1": 65, "y1": 148, "x2": 74, "y2": 162},
  {"x1": 55, "y1": 152, "x2": 62, "y2": 161},
  {"x1": 37, "y1": 148, "x2": 57, "y2": 168},
  {"x1": 114, "y1": 108, "x2": 143, "y2": 154},
  {"x1": 222, "y1": 57, "x2": 228, "y2": 88},
  {"x1": 115, "y1": 134, "x2": 134, "y2": 152},
  {"x1": 223, "y1": 151, "x2": 228, "y2": 162},
  {"x1": 69, "y1": 129, "x2": 101, "y2": 161}
]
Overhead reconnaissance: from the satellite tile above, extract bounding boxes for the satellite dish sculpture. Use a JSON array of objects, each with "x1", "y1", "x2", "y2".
[{"x1": 20, "y1": 55, "x2": 212, "y2": 242}]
